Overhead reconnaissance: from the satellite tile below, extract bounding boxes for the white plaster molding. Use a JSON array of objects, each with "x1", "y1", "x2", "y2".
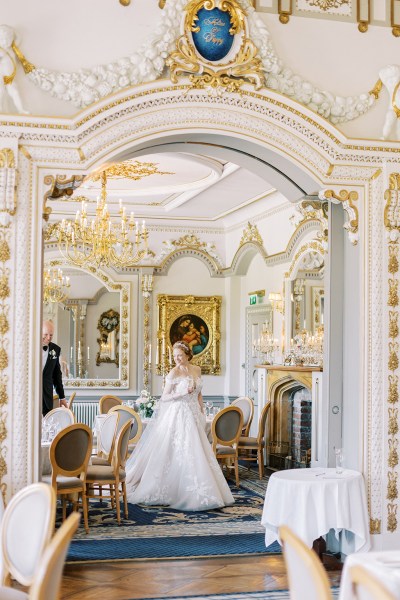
[
  {"x1": 5, "y1": 0, "x2": 376, "y2": 126},
  {"x1": 368, "y1": 173, "x2": 385, "y2": 530}
]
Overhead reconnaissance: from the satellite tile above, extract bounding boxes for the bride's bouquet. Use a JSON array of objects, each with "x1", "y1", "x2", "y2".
[{"x1": 138, "y1": 390, "x2": 157, "y2": 418}]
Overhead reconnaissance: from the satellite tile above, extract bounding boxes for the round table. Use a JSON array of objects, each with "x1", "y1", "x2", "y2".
[
  {"x1": 339, "y1": 550, "x2": 400, "y2": 599},
  {"x1": 261, "y1": 467, "x2": 370, "y2": 554}
]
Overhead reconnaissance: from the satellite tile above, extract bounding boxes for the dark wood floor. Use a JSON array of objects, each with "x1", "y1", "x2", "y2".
[{"x1": 55, "y1": 555, "x2": 342, "y2": 599}]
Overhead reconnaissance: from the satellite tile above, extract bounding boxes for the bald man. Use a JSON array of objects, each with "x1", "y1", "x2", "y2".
[{"x1": 42, "y1": 320, "x2": 67, "y2": 415}]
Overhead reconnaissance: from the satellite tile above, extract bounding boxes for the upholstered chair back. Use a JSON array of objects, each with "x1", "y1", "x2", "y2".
[
  {"x1": 231, "y1": 396, "x2": 254, "y2": 435},
  {"x1": 99, "y1": 395, "x2": 122, "y2": 414},
  {"x1": 280, "y1": 525, "x2": 332, "y2": 600},
  {"x1": 43, "y1": 407, "x2": 75, "y2": 430},
  {"x1": 51, "y1": 424, "x2": 92, "y2": 477},
  {"x1": 1, "y1": 483, "x2": 56, "y2": 587},
  {"x1": 29, "y1": 512, "x2": 81, "y2": 600},
  {"x1": 214, "y1": 406, "x2": 243, "y2": 445},
  {"x1": 109, "y1": 405, "x2": 143, "y2": 444}
]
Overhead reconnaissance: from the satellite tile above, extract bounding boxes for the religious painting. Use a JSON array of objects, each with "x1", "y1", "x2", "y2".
[
  {"x1": 157, "y1": 294, "x2": 222, "y2": 375},
  {"x1": 96, "y1": 308, "x2": 120, "y2": 367}
]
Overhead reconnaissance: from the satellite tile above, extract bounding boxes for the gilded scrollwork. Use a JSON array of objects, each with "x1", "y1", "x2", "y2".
[
  {"x1": 0, "y1": 147, "x2": 13, "y2": 500},
  {"x1": 370, "y1": 518, "x2": 381, "y2": 535},
  {"x1": 389, "y1": 438, "x2": 399, "y2": 468},
  {"x1": 141, "y1": 273, "x2": 153, "y2": 392},
  {"x1": 388, "y1": 470, "x2": 399, "y2": 500},
  {"x1": 167, "y1": 0, "x2": 264, "y2": 93},
  {"x1": 239, "y1": 222, "x2": 264, "y2": 246},
  {"x1": 385, "y1": 173, "x2": 400, "y2": 532},
  {"x1": 318, "y1": 189, "x2": 359, "y2": 245}
]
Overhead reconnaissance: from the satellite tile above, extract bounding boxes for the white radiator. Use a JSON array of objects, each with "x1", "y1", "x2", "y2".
[{"x1": 73, "y1": 402, "x2": 99, "y2": 428}]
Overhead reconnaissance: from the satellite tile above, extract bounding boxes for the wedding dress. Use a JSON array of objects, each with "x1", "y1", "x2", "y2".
[{"x1": 125, "y1": 375, "x2": 234, "y2": 511}]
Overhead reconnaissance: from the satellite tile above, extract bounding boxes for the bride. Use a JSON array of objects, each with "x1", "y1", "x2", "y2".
[{"x1": 125, "y1": 341, "x2": 234, "y2": 511}]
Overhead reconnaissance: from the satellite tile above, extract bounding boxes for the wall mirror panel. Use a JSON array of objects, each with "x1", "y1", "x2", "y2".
[
  {"x1": 43, "y1": 264, "x2": 130, "y2": 389},
  {"x1": 290, "y1": 250, "x2": 325, "y2": 338}
]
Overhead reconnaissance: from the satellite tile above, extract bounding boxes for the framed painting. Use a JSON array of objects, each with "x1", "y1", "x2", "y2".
[{"x1": 157, "y1": 294, "x2": 222, "y2": 375}]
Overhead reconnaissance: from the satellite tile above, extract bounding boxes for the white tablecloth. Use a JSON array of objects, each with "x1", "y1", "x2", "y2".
[
  {"x1": 41, "y1": 442, "x2": 52, "y2": 476},
  {"x1": 261, "y1": 467, "x2": 370, "y2": 553},
  {"x1": 339, "y1": 550, "x2": 400, "y2": 599}
]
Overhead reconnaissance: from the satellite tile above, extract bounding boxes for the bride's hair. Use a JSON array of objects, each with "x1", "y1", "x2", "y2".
[{"x1": 173, "y1": 341, "x2": 193, "y2": 360}]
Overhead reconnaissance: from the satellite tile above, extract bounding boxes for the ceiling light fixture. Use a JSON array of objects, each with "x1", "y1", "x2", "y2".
[{"x1": 57, "y1": 170, "x2": 149, "y2": 269}]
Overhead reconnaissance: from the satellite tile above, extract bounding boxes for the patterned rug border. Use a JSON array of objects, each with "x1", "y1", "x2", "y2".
[
  {"x1": 122, "y1": 589, "x2": 340, "y2": 600},
  {"x1": 66, "y1": 550, "x2": 281, "y2": 565}
]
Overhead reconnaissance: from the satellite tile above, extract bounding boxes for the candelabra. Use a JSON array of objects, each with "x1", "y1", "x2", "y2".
[
  {"x1": 285, "y1": 326, "x2": 324, "y2": 367},
  {"x1": 254, "y1": 326, "x2": 278, "y2": 365},
  {"x1": 43, "y1": 268, "x2": 70, "y2": 304},
  {"x1": 57, "y1": 170, "x2": 149, "y2": 268}
]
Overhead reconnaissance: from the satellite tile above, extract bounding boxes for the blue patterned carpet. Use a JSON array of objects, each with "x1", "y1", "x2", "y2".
[{"x1": 67, "y1": 468, "x2": 280, "y2": 562}]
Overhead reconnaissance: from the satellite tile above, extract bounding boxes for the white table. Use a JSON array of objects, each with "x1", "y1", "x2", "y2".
[
  {"x1": 261, "y1": 467, "x2": 370, "y2": 554},
  {"x1": 339, "y1": 550, "x2": 400, "y2": 599},
  {"x1": 41, "y1": 442, "x2": 52, "y2": 476}
]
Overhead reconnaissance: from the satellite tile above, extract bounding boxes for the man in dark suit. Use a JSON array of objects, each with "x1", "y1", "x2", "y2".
[{"x1": 42, "y1": 320, "x2": 68, "y2": 416}]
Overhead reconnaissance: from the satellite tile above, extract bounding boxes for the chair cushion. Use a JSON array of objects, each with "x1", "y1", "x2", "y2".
[
  {"x1": 215, "y1": 444, "x2": 236, "y2": 455},
  {"x1": 238, "y1": 437, "x2": 264, "y2": 447},
  {"x1": 42, "y1": 475, "x2": 84, "y2": 490},
  {"x1": 0, "y1": 587, "x2": 28, "y2": 599},
  {"x1": 86, "y1": 466, "x2": 126, "y2": 481},
  {"x1": 91, "y1": 456, "x2": 110, "y2": 466}
]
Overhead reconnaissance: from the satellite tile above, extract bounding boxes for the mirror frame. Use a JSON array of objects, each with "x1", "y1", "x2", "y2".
[{"x1": 44, "y1": 258, "x2": 130, "y2": 389}]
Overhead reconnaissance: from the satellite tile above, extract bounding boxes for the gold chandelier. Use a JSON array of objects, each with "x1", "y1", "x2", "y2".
[
  {"x1": 43, "y1": 268, "x2": 70, "y2": 304},
  {"x1": 57, "y1": 170, "x2": 149, "y2": 268}
]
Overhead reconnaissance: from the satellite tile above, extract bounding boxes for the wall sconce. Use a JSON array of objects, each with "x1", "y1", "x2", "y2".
[{"x1": 268, "y1": 292, "x2": 284, "y2": 314}]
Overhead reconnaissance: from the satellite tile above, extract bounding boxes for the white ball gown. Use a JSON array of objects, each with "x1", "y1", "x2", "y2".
[{"x1": 125, "y1": 375, "x2": 234, "y2": 511}]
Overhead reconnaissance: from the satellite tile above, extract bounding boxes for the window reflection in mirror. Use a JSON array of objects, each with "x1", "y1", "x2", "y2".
[
  {"x1": 43, "y1": 267, "x2": 120, "y2": 383},
  {"x1": 290, "y1": 250, "x2": 324, "y2": 338}
]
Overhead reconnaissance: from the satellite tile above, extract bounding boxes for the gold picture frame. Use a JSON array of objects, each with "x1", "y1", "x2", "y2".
[
  {"x1": 96, "y1": 308, "x2": 120, "y2": 367},
  {"x1": 157, "y1": 295, "x2": 221, "y2": 375}
]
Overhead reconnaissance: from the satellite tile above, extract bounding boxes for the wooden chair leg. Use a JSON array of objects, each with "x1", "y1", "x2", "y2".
[
  {"x1": 99, "y1": 485, "x2": 103, "y2": 504},
  {"x1": 82, "y1": 491, "x2": 89, "y2": 534},
  {"x1": 122, "y1": 481, "x2": 128, "y2": 519},
  {"x1": 62, "y1": 496, "x2": 67, "y2": 521},
  {"x1": 234, "y1": 458, "x2": 240, "y2": 487},
  {"x1": 115, "y1": 481, "x2": 121, "y2": 524},
  {"x1": 258, "y1": 449, "x2": 263, "y2": 479},
  {"x1": 110, "y1": 484, "x2": 115, "y2": 508}
]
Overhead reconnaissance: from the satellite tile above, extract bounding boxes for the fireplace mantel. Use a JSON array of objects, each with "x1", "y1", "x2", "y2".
[
  {"x1": 255, "y1": 364, "x2": 325, "y2": 468},
  {"x1": 256, "y1": 365, "x2": 322, "y2": 391}
]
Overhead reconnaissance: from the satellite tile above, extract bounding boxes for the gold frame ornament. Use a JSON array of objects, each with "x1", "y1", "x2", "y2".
[
  {"x1": 157, "y1": 294, "x2": 221, "y2": 375},
  {"x1": 96, "y1": 309, "x2": 120, "y2": 367},
  {"x1": 166, "y1": 0, "x2": 264, "y2": 92}
]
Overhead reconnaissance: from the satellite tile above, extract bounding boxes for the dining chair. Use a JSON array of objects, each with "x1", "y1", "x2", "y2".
[
  {"x1": 42, "y1": 423, "x2": 92, "y2": 534},
  {"x1": 238, "y1": 400, "x2": 271, "y2": 479},
  {"x1": 211, "y1": 406, "x2": 243, "y2": 487},
  {"x1": 1, "y1": 483, "x2": 56, "y2": 588},
  {"x1": 92, "y1": 411, "x2": 120, "y2": 466},
  {"x1": 0, "y1": 511, "x2": 81, "y2": 600},
  {"x1": 279, "y1": 525, "x2": 332, "y2": 600},
  {"x1": 231, "y1": 396, "x2": 254, "y2": 436},
  {"x1": 86, "y1": 419, "x2": 132, "y2": 524},
  {"x1": 43, "y1": 407, "x2": 75, "y2": 430},
  {"x1": 67, "y1": 391, "x2": 76, "y2": 411},
  {"x1": 109, "y1": 405, "x2": 143, "y2": 446},
  {"x1": 350, "y1": 565, "x2": 396, "y2": 600},
  {"x1": 99, "y1": 394, "x2": 122, "y2": 414}
]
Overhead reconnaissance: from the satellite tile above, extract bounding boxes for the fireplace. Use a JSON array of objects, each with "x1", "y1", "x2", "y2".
[{"x1": 256, "y1": 365, "x2": 323, "y2": 470}]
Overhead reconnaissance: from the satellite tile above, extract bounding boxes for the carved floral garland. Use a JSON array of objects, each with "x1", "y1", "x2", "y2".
[{"x1": 13, "y1": 0, "x2": 375, "y2": 124}]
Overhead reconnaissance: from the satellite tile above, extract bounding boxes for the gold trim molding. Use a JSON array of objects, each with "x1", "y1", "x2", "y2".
[
  {"x1": 166, "y1": 0, "x2": 264, "y2": 93},
  {"x1": 319, "y1": 189, "x2": 359, "y2": 245}
]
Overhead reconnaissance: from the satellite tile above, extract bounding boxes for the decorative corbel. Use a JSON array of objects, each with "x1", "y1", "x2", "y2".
[
  {"x1": 318, "y1": 189, "x2": 359, "y2": 245},
  {"x1": 42, "y1": 174, "x2": 84, "y2": 222}
]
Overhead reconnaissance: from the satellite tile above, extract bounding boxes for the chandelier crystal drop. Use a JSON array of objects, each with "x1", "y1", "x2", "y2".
[
  {"x1": 43, "y1": 268, "x2": 70, "y2": 304},
  {"x1": 57, "y1": 170, "x2": 149, "y2": 268}
]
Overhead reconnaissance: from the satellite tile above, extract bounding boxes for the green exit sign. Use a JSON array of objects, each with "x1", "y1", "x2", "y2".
[{"x1": 249, "y1": 294, "x2": 257, "y2": 305}]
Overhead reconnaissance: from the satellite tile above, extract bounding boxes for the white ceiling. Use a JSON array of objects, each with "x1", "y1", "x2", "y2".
[{"x1": 48, "y1": 152, "x2": 286, "y2": 229}]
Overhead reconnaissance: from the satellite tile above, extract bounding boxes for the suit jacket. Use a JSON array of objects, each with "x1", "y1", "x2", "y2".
[{"x1": 42, "y1": 341, "x2": 65, "y2": 415}]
